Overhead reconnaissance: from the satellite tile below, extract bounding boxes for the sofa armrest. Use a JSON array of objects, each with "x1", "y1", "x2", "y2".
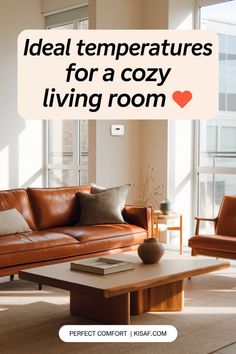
[
  {"x1": 194, "y1": 217, "x2": 218, "y2": 235},
  {"x1": 123, "y1": 205, "x2": 153, "y2": 238}
]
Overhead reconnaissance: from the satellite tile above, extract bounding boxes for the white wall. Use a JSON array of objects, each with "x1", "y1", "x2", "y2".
[
  {"x1": 88, "y1": 0, "x2": 143, "y2": 202},
  {"x1": 168, "y1": 0, "x2": 195, "y2": 241},
  {"x1": 95, "y1": 120, "x2": 141, "y2": 203},
  {"x1": 41, "y1": 0, "x2": 87, "y2": 14},
  {"x1": 168, "y1": 120, "x2": 193, "y2": 240},
  {"x1": 89, "y1": 0, "x2": 142, "y2": 29},
  {"x1": 139, "y1": 0, "x2": 195, "y2": 242},
  {"x1": 140, "y1": 121, "x2": 168, "y2": 206},
  {"x1": 169, "y1": 0, "x2": 194, "y2": 29},
  {"x1": 0, "y1": 0, "x2": 44, "y2": 190},
  {"x1": 142, "y1": 0, "x2": 169, "y2": 29},
  {"x1": 140, "y1": 0, "x2": 169, "y2": 209}
]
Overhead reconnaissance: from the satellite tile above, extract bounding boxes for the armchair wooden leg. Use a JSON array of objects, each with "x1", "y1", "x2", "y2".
[
  {"x1": 38, "y1": 284, "x2": 42, "y2": 290},
  {"x1": 10, "y1": 275, "x2": 14, "y2": 281}
]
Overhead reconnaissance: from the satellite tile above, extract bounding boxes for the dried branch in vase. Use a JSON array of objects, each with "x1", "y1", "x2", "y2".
[{"x1": 135, "y1": 166, "x2": 163, "y2": 209}]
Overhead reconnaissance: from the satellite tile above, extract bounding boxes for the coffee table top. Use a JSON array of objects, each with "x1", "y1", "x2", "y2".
[{"x1": 19, "y1": 253, "x2": 230, "y2": 298}]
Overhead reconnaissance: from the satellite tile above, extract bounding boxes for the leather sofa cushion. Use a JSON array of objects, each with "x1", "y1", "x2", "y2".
[
  {"x1": 0, "y1": 230, "x2": 78, "y2": 255},
  {"x1": 0, "y1": 226, "x2": 146, "y2": 268},
  {"x1": 0, "y1": 189, "x2": 36, "y2": 230},
  {"x1": 0, "y1": 244, "x2": 83, "y2": 268},
  {"x1": 70, "y1": 230, "x2": 146, "y2": 256},
  {"x1": 216, "y1": 196, "x2": 236, "y2": 236},
  {"x1": 189, "y1": 234, "x2": 236, "y2": 253},
  {"x1": 50, "y1": 223, "x2": 145, "y2": 243},
  {"x1": 27, "y1": 186, "x2": 91, "y2": 230}
]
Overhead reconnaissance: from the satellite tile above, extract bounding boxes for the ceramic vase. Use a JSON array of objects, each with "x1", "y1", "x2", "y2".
[
  {"x1": 138, "y1": 238, "x2": 164, "y2": 264},
  {"x1": 160, "y1": 198, "x2": 173, "y2": 215}
]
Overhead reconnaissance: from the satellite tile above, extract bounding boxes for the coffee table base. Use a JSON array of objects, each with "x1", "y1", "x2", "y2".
[
  {"x1": 70, "y1": 280, "x2": 183, "y2": 324},
  {"x1": 70, "y1": 292, "x2": 131, "y2": 324},
  {"x1": 131, "y1": 280, "x2": 183, "y2": 315}
]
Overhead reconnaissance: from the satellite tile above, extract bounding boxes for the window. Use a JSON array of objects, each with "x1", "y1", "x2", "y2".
[
  {"x1": 46, "y1": 120, "x2": 88, "y2": 187},
  {"x1": 196, "y1": 1, "x2": 236, "y2": 230},
  {"x1": 45, "y1": 6, "x2": 88, "y2": 187},
  {"x1": 46, "y1": 7, "x2": 88, "y2": 30}
]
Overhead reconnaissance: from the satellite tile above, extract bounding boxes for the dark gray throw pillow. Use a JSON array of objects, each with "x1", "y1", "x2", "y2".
[{"x1": 77, "y1": 184, "x2": 130, "y2": 226}]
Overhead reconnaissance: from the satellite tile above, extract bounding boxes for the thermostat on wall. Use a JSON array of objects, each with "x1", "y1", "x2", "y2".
[{"x1": 111, "y1": 125, "x2": 124, "y2": 136}]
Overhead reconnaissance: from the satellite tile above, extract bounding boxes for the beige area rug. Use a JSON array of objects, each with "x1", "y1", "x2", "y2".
[{"x1": 1, "y1": 265, "x2": 236, "y2": 354}]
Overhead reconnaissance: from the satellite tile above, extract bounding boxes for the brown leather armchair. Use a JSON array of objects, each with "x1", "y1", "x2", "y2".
[{"x1": 189, "y1": 196, "x2": 236, "y2": 260}]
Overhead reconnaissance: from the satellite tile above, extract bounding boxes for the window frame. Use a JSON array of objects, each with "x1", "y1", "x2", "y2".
[
  {"x1": 194, "y1": 0, "x2": 236, "y2": 217},
  {"x1": 44, "y1": 7, "x2": 88, "y2": 188},
  {"x1": 44, "y1": 120, "x2": 88, "y2": 187}
]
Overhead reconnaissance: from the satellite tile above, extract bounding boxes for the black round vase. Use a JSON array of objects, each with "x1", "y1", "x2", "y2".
[{"x1": 138, "y1": 238, "x2": 164, "y2": 264}]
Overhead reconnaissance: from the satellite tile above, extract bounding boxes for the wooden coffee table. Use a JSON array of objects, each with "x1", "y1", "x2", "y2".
[{"x1": 19, "y1": 253, "x2": 229, "y2": 324}]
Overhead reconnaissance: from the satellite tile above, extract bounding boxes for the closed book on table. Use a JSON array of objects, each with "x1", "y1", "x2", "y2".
[{"x1": 71, "y1": 257, "x2": 134, "y2": 275}]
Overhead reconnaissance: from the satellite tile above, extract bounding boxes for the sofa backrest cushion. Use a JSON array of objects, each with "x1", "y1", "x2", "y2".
[
  {"x1": 216, "y1": 196, "x2": 236, "y2": 236},
  {"x1": 27, "y1": 186, "x2": 91, "y2": 230},
  {"x1": 0, "y1": 189, "x2": 36, "y2": 230}
]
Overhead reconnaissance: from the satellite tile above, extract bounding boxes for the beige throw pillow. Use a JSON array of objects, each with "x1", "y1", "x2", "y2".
[
  {"x1": 90, "y1": 183, "x2": 131, "y2": 195},
  {"x1": 77, "y1": 184, "x2": 130, "y2": 226},
  {"x1": 0, "y1": 209, "x2": 31, "y2": 236}
]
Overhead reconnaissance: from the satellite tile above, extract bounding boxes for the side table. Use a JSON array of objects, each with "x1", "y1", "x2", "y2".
[{"x1": 153, "y1": 210, "x2": 183, "y2": 255}]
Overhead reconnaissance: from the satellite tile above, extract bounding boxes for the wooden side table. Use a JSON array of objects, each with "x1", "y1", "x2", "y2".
[{"x1": 153, "y1": 210, "x2": 183, "y2": 255}]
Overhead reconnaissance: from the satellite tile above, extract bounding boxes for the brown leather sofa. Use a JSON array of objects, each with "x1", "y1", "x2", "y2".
[
  {"x1": 0, "y1": 186, "x2": 152, "y2": 277},
  {"x1": 189, "y1": 196, "x2": 236, "y2": 260}
]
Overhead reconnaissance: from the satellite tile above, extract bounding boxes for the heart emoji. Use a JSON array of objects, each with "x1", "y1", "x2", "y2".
[{"x1": 172, "y1": 91, "x2": 192, "y2": 108}]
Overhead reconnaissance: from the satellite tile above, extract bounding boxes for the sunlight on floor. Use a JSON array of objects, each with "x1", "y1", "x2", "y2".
[
  {"x1": 214, "y1": 273, "x2": 236, "y2": 278},
  {"x1": 0, "y1": 293, "x2": 69, "y2": 310},
  {"x1": 205, "y1": 289, "x2": 236, "y2": 293},
  {"x1": 148, "y1": 306, "x2": 236, "y2": 315},
  {"x1": 0, "y1": 290, "x2": 52, "y2": 295},
  {"x1": 184, "y1": 307, "x2": 236, "y2": 314}
]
